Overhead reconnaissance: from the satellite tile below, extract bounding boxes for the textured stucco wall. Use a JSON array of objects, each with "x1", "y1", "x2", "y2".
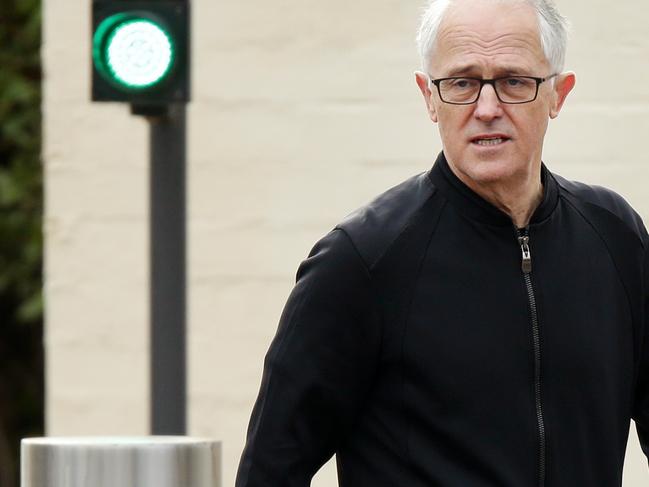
[{"x1": 44, "y1": 0, "x2": 649, "y2": 486}]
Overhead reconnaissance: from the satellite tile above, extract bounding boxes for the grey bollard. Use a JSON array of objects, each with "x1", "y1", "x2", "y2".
[{"x1": 21, "y1": 436, "x2": 221, "y2": 487}]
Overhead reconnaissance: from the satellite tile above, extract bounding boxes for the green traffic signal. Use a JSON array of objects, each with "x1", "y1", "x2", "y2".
[
  {"x1": 91, "y1": 1, "x2": 189, "y2": 106},
  {"x1": 93, "y1": 13, "x2": 176, "y2": 91}
]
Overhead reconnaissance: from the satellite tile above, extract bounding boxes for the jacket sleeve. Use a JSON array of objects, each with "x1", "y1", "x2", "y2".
[
  {"x1": 235, "y1": 228, "x2": 382, "y2": 487},
  {"x1": 634, "y1": 244, "x2": 649, "y2": 463}
]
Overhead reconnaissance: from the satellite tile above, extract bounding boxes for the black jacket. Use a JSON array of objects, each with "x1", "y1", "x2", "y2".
[{"x1": 236, "y1": 152, "x2": 649, "y2": 487}]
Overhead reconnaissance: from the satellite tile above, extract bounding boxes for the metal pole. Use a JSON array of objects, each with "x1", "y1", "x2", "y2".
[
  {"x1": 22, "y1": 437, "x2": 222, "y2": 487},
  {"x1": 149, "y1": 104, "x2": 186, "y2": 434}
]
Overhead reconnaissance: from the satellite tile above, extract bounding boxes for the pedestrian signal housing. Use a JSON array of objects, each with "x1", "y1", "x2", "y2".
[{"x1": 92, "y1": 1, "x2": 189, "y2": 105}]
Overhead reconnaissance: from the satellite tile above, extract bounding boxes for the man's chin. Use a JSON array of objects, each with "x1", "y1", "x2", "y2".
[{"x1": 455, "y1": 158, "x2": 522, "y2": 187}]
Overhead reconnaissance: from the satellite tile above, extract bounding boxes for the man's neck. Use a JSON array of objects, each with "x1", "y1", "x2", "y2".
[
  {"x1": 448, "y1": 162, "x2": 544, "y2": 229},
  {"x1": 498, "y1": 183, "x2": 544, "y2": 228}
]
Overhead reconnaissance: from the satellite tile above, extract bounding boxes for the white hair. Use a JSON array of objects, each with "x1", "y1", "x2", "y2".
[{"x1": 416, "y1": 0, "x2": 570, "y2": 74}]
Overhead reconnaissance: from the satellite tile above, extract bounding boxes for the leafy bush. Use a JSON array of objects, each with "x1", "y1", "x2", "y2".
[{"x1": 0, "y1": 0, "x2": 44, "y2": 485}]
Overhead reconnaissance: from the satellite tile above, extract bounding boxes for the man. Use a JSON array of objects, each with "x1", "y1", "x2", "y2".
[{"x1": 236, "y1": 0, "x2": 649, "y2": 485}]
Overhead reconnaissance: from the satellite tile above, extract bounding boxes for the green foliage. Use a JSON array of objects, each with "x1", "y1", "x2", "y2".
[
  {"x1": 0, "y1": 0, "x2": 42, "y2": 322},
  {"x1": 0, "y1": 0, "x2": 44, "y2": 485}
]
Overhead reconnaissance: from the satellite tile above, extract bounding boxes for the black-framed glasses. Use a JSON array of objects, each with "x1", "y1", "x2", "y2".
[{"x1": 428, "y1": 74, "x2": 559, "y2": 105}]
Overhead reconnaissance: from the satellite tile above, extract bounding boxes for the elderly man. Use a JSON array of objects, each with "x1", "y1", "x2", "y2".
[{"x1": 236, "y1": 0, "x2": 649, "y2": 485}]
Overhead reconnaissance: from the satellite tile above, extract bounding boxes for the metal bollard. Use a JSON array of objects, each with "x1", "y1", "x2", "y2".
[{"x1": 21, "y1": 436, "x2": 221, "y2": 487}]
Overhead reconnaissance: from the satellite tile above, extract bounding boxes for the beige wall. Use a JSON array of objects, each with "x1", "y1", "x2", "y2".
[{"x1": 43, "y1": 0, "x2": 649, "y2": 485}]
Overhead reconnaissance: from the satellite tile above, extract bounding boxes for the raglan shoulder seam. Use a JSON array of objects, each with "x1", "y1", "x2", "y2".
[
  {"x1": 553, "y1": 172, "x2": 648, "y2": 249},
  {"x1": 337, "y1": 171, "x2": 439, "y2": 271}
]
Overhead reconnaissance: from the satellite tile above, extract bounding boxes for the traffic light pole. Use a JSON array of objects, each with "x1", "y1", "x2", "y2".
[
  {"x1": 149, "y1": 104, "x2": 186, "y2": 434},
  {"x1": 91, "y1": 0, "x2": 190, "y2": 435}
]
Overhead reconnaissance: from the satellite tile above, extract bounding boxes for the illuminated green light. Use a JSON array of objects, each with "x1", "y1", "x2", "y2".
[{"x1": 94, "y1": 14, "x2": 175, "y2": 90}]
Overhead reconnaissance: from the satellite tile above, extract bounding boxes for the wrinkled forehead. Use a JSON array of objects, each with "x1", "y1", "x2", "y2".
[{"x1": 432, "y1": 0, "x2": 548, "y2": 75}]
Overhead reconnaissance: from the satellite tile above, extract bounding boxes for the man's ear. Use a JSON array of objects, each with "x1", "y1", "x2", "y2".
[
  {"x1": 549, "y1": 72, "x2": 576, "y2": 119},
  {"x1": 415, "y1": 71, "x2": 438, "y2": 123}
]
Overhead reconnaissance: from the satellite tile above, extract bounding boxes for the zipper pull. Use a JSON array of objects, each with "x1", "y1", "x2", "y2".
[{"x1": 518, "y1": 235, "x2": 532, "y2": 274}]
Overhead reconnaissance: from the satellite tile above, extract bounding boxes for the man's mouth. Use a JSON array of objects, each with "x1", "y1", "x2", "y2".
[{"x1": 471, "y1": 135, "x2": 510, "y2": 146}]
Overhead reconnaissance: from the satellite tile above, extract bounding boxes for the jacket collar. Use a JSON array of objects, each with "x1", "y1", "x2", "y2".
[{"x1": 428, "y1": 151, "x2": 559, "y2": 228}]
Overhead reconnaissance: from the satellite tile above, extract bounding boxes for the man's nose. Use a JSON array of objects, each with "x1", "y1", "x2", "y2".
[{"x1": 473, "y1": 83, "x2": 503, "y2": 122}]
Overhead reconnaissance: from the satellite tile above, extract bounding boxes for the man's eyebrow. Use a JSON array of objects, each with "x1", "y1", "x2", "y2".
[
  {"x1": 444, "y1": 65, "x2": 480, "y2": 76},
  {"x1": 443, "y1": 65, "x2": 530, "y2": 77}
]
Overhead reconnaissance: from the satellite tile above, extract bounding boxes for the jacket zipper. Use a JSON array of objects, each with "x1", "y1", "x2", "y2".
[{"x1": 517, "y1": 227, "x2": 546, "y2": 487}]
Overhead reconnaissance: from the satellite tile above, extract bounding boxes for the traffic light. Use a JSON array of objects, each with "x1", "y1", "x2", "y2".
[{"x1": 91, "y1": 1, "x2": 190, "y2": 105}]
